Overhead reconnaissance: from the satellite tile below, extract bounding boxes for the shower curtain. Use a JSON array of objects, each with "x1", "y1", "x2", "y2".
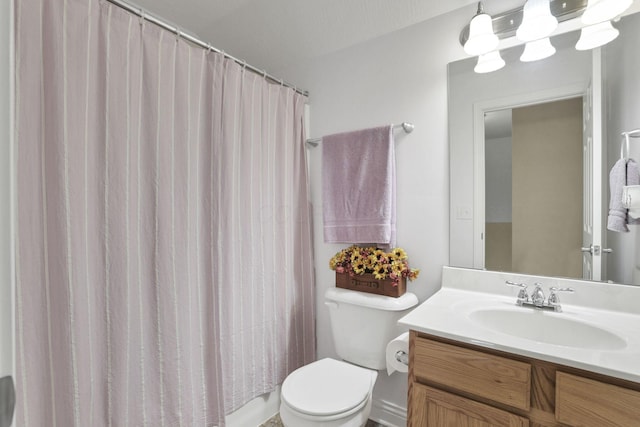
[{"x1": 15, "y1": 0, "x2": 315, "y2": 426}]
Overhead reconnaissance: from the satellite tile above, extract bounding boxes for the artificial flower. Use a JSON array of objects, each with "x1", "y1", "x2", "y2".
[{"x1": 329, "y1": 245, "x2": 420, "y2": 284}]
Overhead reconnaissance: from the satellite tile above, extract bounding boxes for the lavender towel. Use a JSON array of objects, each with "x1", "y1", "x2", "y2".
[
  {"x1": 607, "y1": 158, "x2": 640, "y2": 232},
  {"x1": 322, "y1": 125, "x2": 396, "y2": 246}
]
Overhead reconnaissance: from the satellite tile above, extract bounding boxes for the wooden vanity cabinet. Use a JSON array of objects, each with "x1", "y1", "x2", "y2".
[
  {"x1": 408, "y1": 331, "x2": 640, "y2": 427},
  {"x1": 556, "y1": 372, "x2": 640, "y2": 426},
  {"x1": 412, "y1": 383, "x2": 529, "y2": 427}
]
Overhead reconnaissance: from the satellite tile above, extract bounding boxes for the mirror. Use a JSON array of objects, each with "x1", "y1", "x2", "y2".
[
  {"x1": 484, "y1": 99, "x2": 584, "y2": 279},
  {"x1": 449, "y1": 11, "x2": 640, "y2": 286}
]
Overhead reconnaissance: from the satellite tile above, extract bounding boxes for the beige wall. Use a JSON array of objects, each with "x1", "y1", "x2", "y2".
[
  {"x1": 512, "y1": 98, "x2": 583, "y2": 278},
  {"x1": 485, "y1": 222, "x2": 512, "y2": 272}
]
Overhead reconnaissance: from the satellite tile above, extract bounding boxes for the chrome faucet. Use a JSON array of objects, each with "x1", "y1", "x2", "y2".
[
  {"x1": 505, "y1": 281, "x2": 574, "y2": 312},
  {"x1": 530, "y1": 283, "x2": 546, "y2": 307}
]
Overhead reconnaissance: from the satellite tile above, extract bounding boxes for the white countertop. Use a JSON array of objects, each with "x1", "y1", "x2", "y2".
[{"x1": 399, "y1": 267, "x2": 640, "y2": 383}]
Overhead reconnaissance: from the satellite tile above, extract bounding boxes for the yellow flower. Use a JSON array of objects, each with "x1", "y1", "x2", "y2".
[
  {"x1": 353, "y1": 261, "x2": 367, "y2": 274},
  {"x1": 364, "y1": 255, "x2": 376, "y2": 271},
  {"x1": 372, "y1": 249, "x2": 387, "y2": 260},
  {"x1": 391, "y1": 260, "x2": 405, "y2": 275},
  {"x1": 373, "y1": 264, "x2": 387, "y2": 280},
  {"x1": 351, "y1": 252, "x2": 362, "y2": 266},
  {"x1": 391, "y1": 247, "x2": 408, "y2": 261}
]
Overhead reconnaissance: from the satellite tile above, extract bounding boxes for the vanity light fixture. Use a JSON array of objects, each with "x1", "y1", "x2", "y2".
[
  {"x1": 576, "y1": 20, "x2": 620, "y2": 50},
  {"x1": 464, "y1": 2, "x2": 500, "y2": 56},
  {"x1": 581, "y1": 0, "x2": 632, "y2": 25},
  {"x1": 459, "y1": 0, "x2": 629, "y2": 73},
  {"x1": 516, "y1": 0, "x2": 559, "y2": 42},
  {"x1": 474, "y1": 50, "x2": 506, "y2": 73},
  {"x1": 520, "y1": 37, "x2": 557, "y2": 61}
]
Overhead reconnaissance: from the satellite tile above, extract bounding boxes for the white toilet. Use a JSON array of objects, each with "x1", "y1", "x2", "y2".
[{"x1": 279, "y1": 287, "x2": 418, "y2": 427}]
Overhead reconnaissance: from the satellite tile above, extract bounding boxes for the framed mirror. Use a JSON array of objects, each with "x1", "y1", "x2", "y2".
[{"x1": 448, "y1": 11, "x2": 640, "y2": 286}]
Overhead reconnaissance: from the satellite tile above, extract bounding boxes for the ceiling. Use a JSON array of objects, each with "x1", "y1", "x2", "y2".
[
  {"x1": 126, "y1": 0, "x2": 483, "y2": 75},
  {"x1": 116, "y1": 0, "x2": 640, "y2": 86}
]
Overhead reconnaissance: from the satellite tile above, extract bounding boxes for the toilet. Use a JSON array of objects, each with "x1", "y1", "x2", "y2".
[{"x1": 279, "y1": 287, "x2": 419, "y2": 427}]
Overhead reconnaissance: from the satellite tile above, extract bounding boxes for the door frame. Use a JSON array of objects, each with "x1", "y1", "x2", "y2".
[{"x1": 472, "y1": 83, "x2": 595, "y2": 272}]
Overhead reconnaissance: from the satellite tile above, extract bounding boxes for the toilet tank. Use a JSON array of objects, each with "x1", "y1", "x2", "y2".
[{"x1": 325, "y1": 288, "x2": 419, "y2": 370}]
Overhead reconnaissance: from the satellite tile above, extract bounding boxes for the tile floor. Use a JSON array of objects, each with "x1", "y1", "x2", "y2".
[
  {"x1": 259, "y1": 413, "x2": 284, "y2": 427},
  {"x1": 259, "y1": 413, "x2": 383, "y2": 427}
]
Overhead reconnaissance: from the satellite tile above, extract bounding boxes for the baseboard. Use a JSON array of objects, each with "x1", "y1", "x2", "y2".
[
  {"x1": 225, "y1": 386, "x2": 281, "y2": 427},
  {"x1": 370, "y1": 399, "x2": 407, "y2": 427}
]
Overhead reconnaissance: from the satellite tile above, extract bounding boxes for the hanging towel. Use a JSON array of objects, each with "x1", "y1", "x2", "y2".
[
  {"x1": 627, "y1": 160, "x2": 640, "y2": 222},
  {"x1": 322, "y1": 125, "x2": 396, "y2": 246},
  {"x1": 607, "y1": 158, "x2": 640, "y2": 232}
]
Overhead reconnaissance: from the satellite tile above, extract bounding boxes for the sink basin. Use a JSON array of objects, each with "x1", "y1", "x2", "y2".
[{"x1": 469, "y1": 308, "x2": 627, "y2": 350}]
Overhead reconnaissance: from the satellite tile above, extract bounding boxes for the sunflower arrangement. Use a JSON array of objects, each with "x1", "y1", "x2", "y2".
[{"x1": 329, "y1": 245, "x2": 420, "y2": 285}]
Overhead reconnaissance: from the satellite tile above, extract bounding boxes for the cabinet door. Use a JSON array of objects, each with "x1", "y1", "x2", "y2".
[
  {"x1": 410, "y1": 383, "x2": 529, "y2": 427},
  {"x1": 556, "y1": 372, "x2": 640, "y2": 427},
  {"x1": 414, "y1": 337, "x2": 532, "y2": 411}
]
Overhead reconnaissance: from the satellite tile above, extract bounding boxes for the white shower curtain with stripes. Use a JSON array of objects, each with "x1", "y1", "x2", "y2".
[{"x1": 15, "y1": 0, "x2": 316, "y2": 426}]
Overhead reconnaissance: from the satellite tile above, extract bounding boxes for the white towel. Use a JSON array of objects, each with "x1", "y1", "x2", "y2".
[
  {"x1": 623, "y1": 185, "x2": 640, "y2": 219},
  {"x1": 322, "y1": 125, "x2": 396, "y2": 246}
]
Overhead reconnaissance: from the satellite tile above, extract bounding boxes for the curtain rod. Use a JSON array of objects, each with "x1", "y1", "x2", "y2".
[
  {"x1": 306, "y1": 122, "x2": 415, "y2": 147},
  {"x1": 105, "y1": 0, "x2": 309, "y2": 97}
]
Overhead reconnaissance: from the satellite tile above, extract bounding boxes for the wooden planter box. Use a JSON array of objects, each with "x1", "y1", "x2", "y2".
[{"x1": 335, "y1": 272, "x2": 406, "y2": 297}]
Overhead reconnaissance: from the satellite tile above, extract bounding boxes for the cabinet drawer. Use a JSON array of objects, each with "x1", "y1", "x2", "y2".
[
  {"x1": 556, "y1": 372, "x2": 640, "y2": 426},
  {"x1": 414, "y1": 338, "x2": 531, "y2": 411},
  {"x1": 411, "y1": 383, "x2": 529, "y2": 427}
]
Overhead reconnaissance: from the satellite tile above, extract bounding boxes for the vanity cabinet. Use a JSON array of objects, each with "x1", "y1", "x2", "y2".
[
  {"x1": 556, "y1": 372, "x2": 640, "y2": 426},
  {"x1": 408, "y1": 332, "x2": 640, "y2": 427},
  {"x1": 411, "y1": 383, "x2": 529, "y2": 427}
]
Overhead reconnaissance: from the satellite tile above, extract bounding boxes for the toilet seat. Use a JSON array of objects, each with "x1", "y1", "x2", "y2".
[{"x1": 281, "y1": 358, "x2": 375, "y2": 417}]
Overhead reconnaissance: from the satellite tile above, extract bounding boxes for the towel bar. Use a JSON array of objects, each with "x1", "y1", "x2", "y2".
[{"x1": 306, "y1": 122, "x2": 415, "y2": 147}]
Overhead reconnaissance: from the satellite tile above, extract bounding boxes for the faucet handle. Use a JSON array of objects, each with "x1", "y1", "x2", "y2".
[
  {"x1": 548, "y1": 287, "x2": 574, "y2": 302},
  {"x1": 505, "y1": 280, "x2": 527, "y2": 288},
  {"x1": 548, "y1": 287, "x2": 574, "y2": 311},
  {"x1": 549, "y1": 287, "x2": 575, "y2": 293},
  {"x1": 505, "y1": 280, "x2": 529, "y2": 305}
]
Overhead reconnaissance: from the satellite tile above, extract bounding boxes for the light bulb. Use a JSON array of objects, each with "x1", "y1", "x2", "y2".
[
  {"x1": 464, "y1": 3, "x2": 499, "y2": 56},
  {"x1": 516, "y1": 0, "x2": 558, "y2": 42},
  {"x1": 520, "y1": 38, "x2": 556, "y2": 62},
  {"x1": 582, "y1": 0, "x2": 632, "y2": 25},
  {"x1": 474, "y1": 51, "x2": 506, "y2": 73},
  {"x1": 576, "y1": 21, "x2": 620, "y2": 50}
]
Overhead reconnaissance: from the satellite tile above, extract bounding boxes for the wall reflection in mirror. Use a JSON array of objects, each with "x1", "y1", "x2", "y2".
[{"x1": 448, "y1": 11, "x2": 640, "y2": 286}]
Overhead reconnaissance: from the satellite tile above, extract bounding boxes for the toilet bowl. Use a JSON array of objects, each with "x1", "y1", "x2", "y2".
[
  {"x1": 280, "y1": 358, "x2": 378, "y2": 427},
  {"x1": 279, "y1": 288, "x2": 419, "y2": 427}
]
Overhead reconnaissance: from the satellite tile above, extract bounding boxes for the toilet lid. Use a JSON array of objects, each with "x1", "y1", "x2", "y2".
[{"x1": 281, "y1": 358, "x2": 374, "y2": 417}]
